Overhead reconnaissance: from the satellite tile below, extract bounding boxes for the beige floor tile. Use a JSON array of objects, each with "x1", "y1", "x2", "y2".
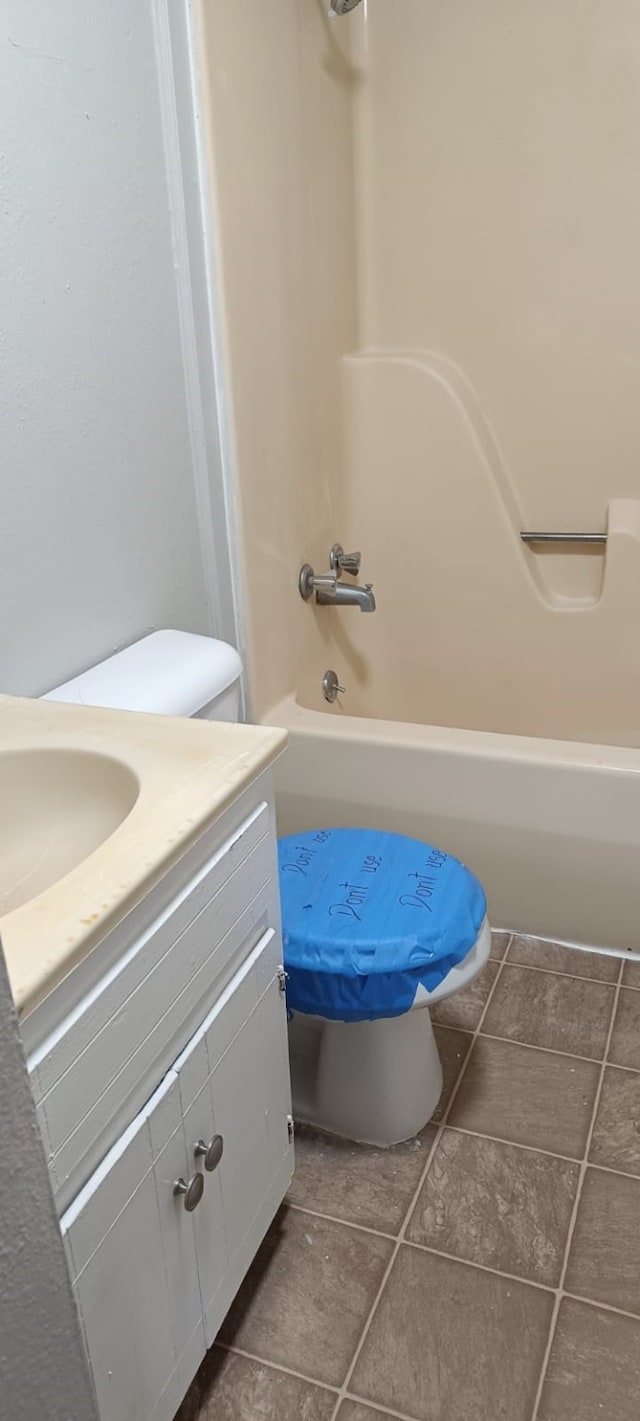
[
  {"x1": 430, "y1": 959, "x2": 499, "y2": 1030},
  {"x1": 218, "y1": 1206, "x2": 393, "y2": 1387},
  {"x1": 538, "y1": 1298, "x2": 640, "y2": 1421},
  {"x1": 430, "y1": 1025, "x2": 473, "y2": 1121},
  {"x1": 565, "y1": 1167, "x2": 640, "y2": 1315},
  {"x1": 622, "y1": 956, "x2": 640, "y2": 987},
  {"x1": 589, "y1": 1067, "x2": 640, "y2": 1177},
  {"x1": 448, "y1": 1037, "x2": 599, "y2": 1158},
  {"x1": 288, "y1": 1122, "x2": 436, "y2": 1235},
  {"x1": 174, "y1": 1347, "x2": 336, "y2": 1421},
  {"x1": 406, "y1": 1128, "x2": 579, "y2": 1285},
  {"x1": 350, "y1": 1245, "x2": 553, "y2": 1421},
  {"x1": 482, "y1": 965, "x2": 614, "y2": 1059},
  {"x1": 490, "y1": 930, "x2": 511, "y2": 960},
  {"x1": 608, "y1": 988, "x2": 640, "y2": 1070},
  {"x1": 508, "y1": 935, "x2": 619, "y2": 982}
]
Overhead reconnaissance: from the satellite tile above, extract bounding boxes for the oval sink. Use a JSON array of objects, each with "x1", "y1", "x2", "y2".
[{"x1": 0, "y1": 748, "x2": 140, "y2": 915}]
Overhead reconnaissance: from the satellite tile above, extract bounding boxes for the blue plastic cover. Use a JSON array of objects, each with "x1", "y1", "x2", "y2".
[{"x1": 278, "y1": 828, "x2": 487, "y2": 1022}]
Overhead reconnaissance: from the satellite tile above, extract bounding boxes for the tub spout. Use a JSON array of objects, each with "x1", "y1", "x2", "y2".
[
  {"x1": 299, "y1": 557, "x2": 376, "y2": 612},
  {"x1": 316, "y1": 581, "x2": 376, "y2": 612}
]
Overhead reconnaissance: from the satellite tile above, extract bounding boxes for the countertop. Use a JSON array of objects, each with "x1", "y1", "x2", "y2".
[{"x1": 0, "y1": 694, "x2": 287, "y2": 1018}]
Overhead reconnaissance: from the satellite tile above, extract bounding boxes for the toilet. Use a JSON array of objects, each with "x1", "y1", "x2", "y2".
[
  {"x1": 45, "y1": 631, "x2": 490, "y2": 1148},
  {"x1": 280, "y1": 827, "x2": 491, "y2": 1146}
]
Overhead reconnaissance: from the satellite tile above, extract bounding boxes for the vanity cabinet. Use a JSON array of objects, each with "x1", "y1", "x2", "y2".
[{"x1": 24, "y1": 769, "x2": 293, "y2": 1421}]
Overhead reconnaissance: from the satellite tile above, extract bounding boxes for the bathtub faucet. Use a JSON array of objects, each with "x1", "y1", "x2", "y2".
[{"x1": 298, "y1": 545, "x2": 376, "y2": 613}]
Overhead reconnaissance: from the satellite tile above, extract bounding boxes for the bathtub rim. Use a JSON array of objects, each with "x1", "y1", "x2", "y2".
[{"x1": 266, "y1": 693, "x2": 640, "y2": 774}]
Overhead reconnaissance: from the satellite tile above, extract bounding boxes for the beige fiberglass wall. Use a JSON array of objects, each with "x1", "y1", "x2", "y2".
[
  {"x1": 199, "y1": 1, "x2": 640, "y2": 740},
  {"x1": 196, "y1": 0, "x2": 357, "y2": 719}
]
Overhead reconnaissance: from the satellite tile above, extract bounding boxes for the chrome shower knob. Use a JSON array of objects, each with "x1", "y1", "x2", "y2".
[
  {"x1": 330, "y1": 543, "x2": 361, "y2": 577},
  {"x1": 194, "y1": 1135, "x2": 224, "y2": 1173},
  {"x1": 322, "y1": 670, "x2": 346, "y2": 703},
  {"x1": 173, "y1": 1172, "x2": 205, "y2": 1212}
]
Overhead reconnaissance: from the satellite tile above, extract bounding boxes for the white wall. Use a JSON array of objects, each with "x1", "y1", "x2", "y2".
[
  {"x1": 0, "y1": 941, "x2": 99, "y2": 1419},
  {"x1": 1, "y1": 0, "x2": 216, "y2": 695}
]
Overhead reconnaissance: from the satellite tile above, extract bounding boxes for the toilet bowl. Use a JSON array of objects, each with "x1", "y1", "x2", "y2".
[
  {"x1": 279, "y1": 828, "x2": 490, "y2": 1147},
  {"x1": 288, "y1": 921, "x2": 490, "y2": 1146}
]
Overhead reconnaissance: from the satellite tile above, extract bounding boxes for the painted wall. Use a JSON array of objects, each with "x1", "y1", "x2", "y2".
[
  {"x1": 1, "y1": 0, "x2": 213, "y2": 697},
  {"x1": 0, "y1": 942, "x2": 98, "y2": 1419}
]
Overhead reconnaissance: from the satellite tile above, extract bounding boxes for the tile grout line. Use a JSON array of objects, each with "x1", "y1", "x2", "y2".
[
  {"x1": 341, "y1": 1393, "x2": 426, "y2": 1421},
  {"x1": 435, "y1": 1007, "x2": 631, "y2": 1071},
  {"x1": 440, "y1": 1023, "x2": 640, "y2": 1074},
  {"x1": 214, "y1": 1340, "x2": 340, "y2": 1396},
  {"x1": 476, "y1": 1026, "x2": 611, "y2": 1066},
  {"x1": 528, "y1": 953, "x2": 625, "y2": 1421},
  {"x1": 287, "y1": 1201, "x2": 396, "y2": 1242},
  {"x1": 327, "y1": 936, "x2": 514, "y2": 1421},
  {"x1": 438, "y1": 1122, "x2": 640, "y2": 1175},
  {"x1": 561, "y1": 1290, "x2": 640, "y2": 1325},
  {"x1": 491, "y1": 956, "x2": 621, "y2": 986}
]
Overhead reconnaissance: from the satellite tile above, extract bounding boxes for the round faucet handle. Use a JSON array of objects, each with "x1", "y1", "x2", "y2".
[{"x1": 330, "y1": 544, "x2": 361, "y2": 577}]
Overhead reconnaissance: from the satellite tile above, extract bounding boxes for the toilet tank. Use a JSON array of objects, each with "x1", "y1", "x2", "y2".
[{"x1": 44, "y1": 630, "x2": 243, "y2": 722}]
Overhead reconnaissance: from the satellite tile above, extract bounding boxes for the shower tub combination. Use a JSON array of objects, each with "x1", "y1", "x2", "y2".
[{"x1": 271, "y1": 353, "x2": 640, "y2": 963}]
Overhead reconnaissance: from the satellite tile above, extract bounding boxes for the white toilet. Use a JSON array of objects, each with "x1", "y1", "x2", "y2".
[
  {"x1": 287, "y1": 923, "x2": 491, "y2": 1147},
  {"x1": 279, "y1": 826, "x2": 491, "y2": 1147},
  {"x1": 46, "y1": 630, "x2": 491, "y2": 1149}
]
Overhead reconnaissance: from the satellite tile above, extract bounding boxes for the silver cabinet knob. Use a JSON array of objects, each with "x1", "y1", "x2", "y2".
[
  {"x1": 194, "y1": 1134, "x2": 224, "y2": 1173},
  {"x1": 173, "y1": 1172, "x2": 204, "y2": 1212}
]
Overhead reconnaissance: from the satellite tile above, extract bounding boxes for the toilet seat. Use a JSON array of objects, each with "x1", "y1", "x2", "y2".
[{"x1": 278, "y1": 827, "x2": 488, "y2": 1023}]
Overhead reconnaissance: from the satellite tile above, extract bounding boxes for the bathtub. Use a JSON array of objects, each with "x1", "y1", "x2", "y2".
[{"x1": 270, "y1": 694, "x2": 640, "y2": 958}]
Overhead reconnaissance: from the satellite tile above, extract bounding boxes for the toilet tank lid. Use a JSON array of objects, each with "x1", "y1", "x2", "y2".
[{"x1": 43, "y1": 630, "x2": 243, "y2": 718}]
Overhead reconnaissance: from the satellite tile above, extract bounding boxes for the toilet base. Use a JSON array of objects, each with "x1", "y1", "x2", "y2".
[{"x1": 289, "y1": 1008, "x2": 444, "y2": 1147}]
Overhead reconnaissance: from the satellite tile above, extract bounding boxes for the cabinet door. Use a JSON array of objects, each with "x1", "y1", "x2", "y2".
[
  {"x1": 61, "y1": 1071, "x2": 205, "y2": 1421},
  {"x1": 172, "y1": 929, "x2": 294, "y2": 1346}
]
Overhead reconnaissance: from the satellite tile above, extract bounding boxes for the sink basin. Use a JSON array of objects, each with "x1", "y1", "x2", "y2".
[{"x1": 0, "y1": 748, "x2": 140, "y2": 915}]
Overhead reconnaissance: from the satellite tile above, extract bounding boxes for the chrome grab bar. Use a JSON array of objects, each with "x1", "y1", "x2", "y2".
[{"x1": 520, "y1": 531, "x2": 607, "y2": 545}]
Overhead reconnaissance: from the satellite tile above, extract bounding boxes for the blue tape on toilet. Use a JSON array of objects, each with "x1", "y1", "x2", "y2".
[{"x1": 278, "y1": 828, "x2": 487, "y2": 1022}]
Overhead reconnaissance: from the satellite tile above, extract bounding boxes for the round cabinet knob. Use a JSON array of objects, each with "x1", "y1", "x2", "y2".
[
  {"x1": 194, "y1": 1134, "x2": 224, "y2": 1173},
  {"x1": 173, "y1": 1172, "x2": 204, "y2": 1212}
]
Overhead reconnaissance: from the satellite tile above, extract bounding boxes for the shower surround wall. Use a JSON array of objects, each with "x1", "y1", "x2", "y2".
[
  {"x1": 195, "y1": 0, "x2": 358, "y2": 720},
  {"x1": 197, "y1": 2, "x2": 640, "y2": 949},
  {"x1": 342, "y1": 0, "x2": 640, "y2": 740},
  {"x1": 198, "y1": 0, "x2": 640, "y2": 738}
]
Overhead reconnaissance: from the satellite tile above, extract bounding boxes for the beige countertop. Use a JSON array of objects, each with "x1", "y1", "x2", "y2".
[{"x1": 0, "y1": 694, "x2": 287, "y2": 1018}]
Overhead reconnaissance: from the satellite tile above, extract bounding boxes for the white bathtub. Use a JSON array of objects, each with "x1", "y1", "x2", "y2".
[{"x1": 270, "y1": 694, "x2": 640, "y2": 958}]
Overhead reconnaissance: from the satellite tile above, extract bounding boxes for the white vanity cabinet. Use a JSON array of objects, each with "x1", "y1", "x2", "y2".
[{"x1": 23, "y1": 769, "x2": 293, "y2": 1421}]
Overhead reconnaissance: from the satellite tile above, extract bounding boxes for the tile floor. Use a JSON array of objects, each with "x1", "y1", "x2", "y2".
[{"x1": 177, "y1": 931, "x2": 640, "y2": 1421}]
